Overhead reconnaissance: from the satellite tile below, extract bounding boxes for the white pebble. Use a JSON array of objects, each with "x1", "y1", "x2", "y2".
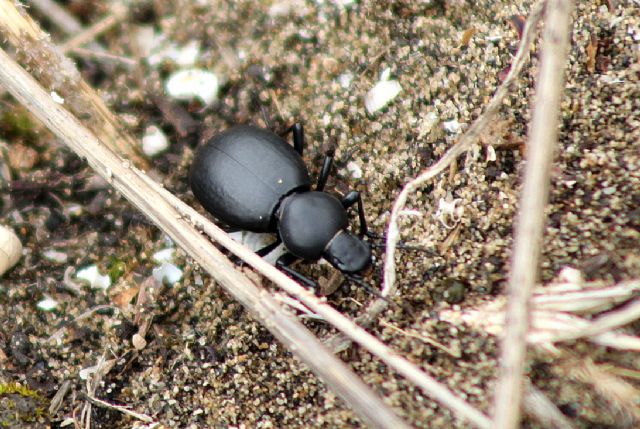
[
  {"x1": 486, "y1": 145, "x2": 497, "y2": 162},
  {"x1": 37, "y1": 295, "x2": 59, "y2": 311},
  {"x1": 346, "y1": 161, "x2": 363, "y2": 179},
  {"x1": 132, "y1": 333, "x2": 147, "y2": 350},
  {"x1": 165, "y1": 68, "x2": 219, "y2": 106},
  {"x1": 337, "y1": 72, "x2": 354, "y2": 89},
  {"x1": 558, "y1": 266, "x2": 583, "y2": 285},
  {"x1": 443, "y1": 119, "x2": 461, "y2": 134},
  {"x1": 76, "y1": 265, "x2": 111, "y2": 290},
  {"x1": 142, "y1": 125, "x2": 169, "y2": 157},
  {"x1": 0, "y1": 225, "x2": 22, "y2": 277},
  {"x1": 152, "y1": 248, "x2": 175, "y2": 264},
  {"x1": 364, "y1": 75, "x2": 402, "y2": 114},
  {"x1": 153, "y1": 262, "x2": 183, "y2": 285},
  {"x1": 43, "y1": 249, "x2": 68, "y2": 264}
]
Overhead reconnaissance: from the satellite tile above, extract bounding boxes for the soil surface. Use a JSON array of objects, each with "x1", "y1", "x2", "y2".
[{"x1": 1, "y1": 1, "x2": 639, "y2": 428}]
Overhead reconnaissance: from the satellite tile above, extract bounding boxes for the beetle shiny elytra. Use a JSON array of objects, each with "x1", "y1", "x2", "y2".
[{"x1": 189, "y1": 124, "x2": 372, "y2": 288}]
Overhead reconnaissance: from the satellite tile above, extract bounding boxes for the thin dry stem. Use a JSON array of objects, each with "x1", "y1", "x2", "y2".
[
  {"x1": 29, "y1": 0, "x2": 114, "y2": 67},
  {"x1": 84, "y1": 394, "x2": 155, "y2": 423},
  {"x1": 59, "y1": 4, "x2": 128, "y2": 53},
  {"x1": 0, "y1": 47, "x2": 409, "y2": 429},
  {"x1": 0, "y1": 0, "x2": 146, "y2": 167},
  {"x1": 493, "y1": 1, "x2": 575, "y2": 428}
]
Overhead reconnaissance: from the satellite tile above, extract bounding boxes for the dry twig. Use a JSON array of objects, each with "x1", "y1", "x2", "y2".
[
  {"x1": 59, "y1": 4, "x2": 128, "y2": 54},
  {"x1": 493, "y1": 1, "x2": 575, "y2": 428}
]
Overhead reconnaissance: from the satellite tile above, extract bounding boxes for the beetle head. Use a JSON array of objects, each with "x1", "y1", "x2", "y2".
[{"x1": 323, "y1": 230, "x2": 371, "y2": 274}]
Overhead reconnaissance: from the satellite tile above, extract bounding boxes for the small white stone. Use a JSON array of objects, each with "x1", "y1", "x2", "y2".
[
  {"x1": 364, "y1": 69, "x2": 402, "y2": 114},
  {"x1": 337, "y1": 72, "x2": 354, "y2": 89},
  {"x1": 165, "y1": 68, "x2": 219, "y2": 106},
  {"x1": 346, "y1": 161, "x2": 363, "y2": 179},
  {"x1": 153, "y1": 248, "x2": 175, "y2": 264},
  {"x1": 443, "y1": 119, "x2": 461, "y2": 134},
  {"x1": 51, "y1": 91, "x2": 64, "y2": 104},
  {"x1": 486, "y1": 145, "x2": 497, "y2": 162},
  {"x1": 66, "y1": 204, "x2": 83, "y2": 217},
  {"x1": 43, "y1": 249, "x2": 68, "y2": 264},
  {"x1": 132, "y1": 333, "x2": 147, "y2": 350},
  {"x1": 37, "y1": 295, "x2": 58, "y2": 311},
  {"x1": 168, "y1": 40, "x2": 201, "y2": 67},
  {"x1": 142, "y1": 125, "x2": 169, "y2": 157},
  {"x1": 76, "y1": 265, "x2": 111, "y2": 290},
  {"x1": 0, "y1": 225, "x2": 22, "y2": 277},
  {"x1": 332, "y1": 0, "x2": 356, "y2": 6},
  {"x1": 153, "y1": 262, "x2": 183, "y2": 285},
  {"x1": 558, "y1": 266, "x2": 583, "y2": 285}
]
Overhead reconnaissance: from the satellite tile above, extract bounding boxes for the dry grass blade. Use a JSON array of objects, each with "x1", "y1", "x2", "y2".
[
  {"x1": 0, "y1": 47, "x2": 410, "y2": 429},
  {"x1": 493, "y1": 1, "x2": 575, "y2": 427},
  {"x1": 0, "y1": 0, "x2": 146, "y2": 167},
  {"x1": 439, "y1": 278, "x2": 640, "y2": 351}
]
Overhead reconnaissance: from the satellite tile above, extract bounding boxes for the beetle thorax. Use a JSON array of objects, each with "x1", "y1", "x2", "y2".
[{"x1": 277, "y1": 191, "x2": 348, "y2": 260}]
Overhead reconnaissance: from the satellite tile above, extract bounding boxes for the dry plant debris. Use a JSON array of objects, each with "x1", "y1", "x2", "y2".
[{"x1": 0, "y1": 0, "x2": 638, "y2": 428}]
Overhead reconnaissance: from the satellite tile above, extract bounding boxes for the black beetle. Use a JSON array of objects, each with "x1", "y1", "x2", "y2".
[{"x1": 189, "y1": 124, "x2": 372, "y2": 288}]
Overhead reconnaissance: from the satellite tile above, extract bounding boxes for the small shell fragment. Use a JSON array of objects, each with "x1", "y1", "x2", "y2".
[
  {"x1": 0, "y1": 225, "x2": 22, "y2": 277},
  {"x1": 152, "y1": 262, "x2": 183, "y2": 285},
  {"x1": 364, "y1": 69, "x2": 402, "y2": 114},
  {"x1": 443, "y1": 119, "x2": 462, "y2": 134},
  {"x1": 346, "y1": 161, "x2": 363, "y2": 179},
  {"x1": 152, "y1": 248, "x2": 175, "y2": 264},
  {"x1": 165, "y1": 68, "x2": 219, "y2": 106},
  {"x1": 43, "y1": 249, "x2": 68, "y2": 264},
  {"x1": 37, "y1": 296, "x2": 59, "y2": 311},
  {"x1": 142, "y1": 125, "x2": 169, "y2": 157},
  {"x1": 132, "y1": 333, "x2": 147, "y2": 350},
  {"x1": 76, "y1": 265, "x2": 111, "y2": 290}
]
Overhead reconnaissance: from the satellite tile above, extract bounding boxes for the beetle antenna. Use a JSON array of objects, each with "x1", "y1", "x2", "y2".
[
  {"x1": 345, "y1": 274, "x2": 416, "y2": 315},
  {"x1": 365, "y1": 232, "x2": 438, "y2": 256},
  {"x1": 344, "y1": 274, "x2": 411, "y2": 313}
]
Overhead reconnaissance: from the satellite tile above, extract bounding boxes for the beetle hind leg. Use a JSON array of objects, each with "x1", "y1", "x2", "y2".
[
  {"x1": 276, "y1": 253, "x2": 318, "y2": 289},
  {"x1": 286, "y1": 123, "x2": 305, "y2": 156}
]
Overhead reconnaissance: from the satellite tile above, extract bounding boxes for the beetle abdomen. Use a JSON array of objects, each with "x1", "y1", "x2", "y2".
[{"x1": 190, "y1": 125, "x2": 312, "y2": 231}]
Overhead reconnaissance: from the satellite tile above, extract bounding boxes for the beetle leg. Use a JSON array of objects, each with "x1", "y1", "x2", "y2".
[
  {"x1": 287, "y1": 123, "x2": 305, "y2": 156},
  {"x1": 255, "y1": 237, "x2": 282, "y2": 257},
  {"x1": 341, "y1": 190, "x2": 369, "y2": 237},
  {"x1": 316, "y1": 150, "x2": 334, "y2": 191},
  {"x1": 276, "y1": 253, "x2": 318, "y2": 289}
]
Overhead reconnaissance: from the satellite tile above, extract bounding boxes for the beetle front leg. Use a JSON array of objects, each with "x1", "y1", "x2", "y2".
[
  {"x1": 276, "y1": 253, "x2": 318, "y2": 289},
  {"x1": 255, "y1": 237, "x2": 282, "y2": 257},
  {"x1": 316, "y1": 149, "x2": 335, "y2": 192},
  {"x1": 341, "y1": 190, "x2": 369, "y2": 237}
]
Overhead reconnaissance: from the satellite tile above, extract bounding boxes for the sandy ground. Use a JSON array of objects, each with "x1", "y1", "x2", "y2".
[{"x1": 0, "y1": 0, "x2": 639, "y2": 428}]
